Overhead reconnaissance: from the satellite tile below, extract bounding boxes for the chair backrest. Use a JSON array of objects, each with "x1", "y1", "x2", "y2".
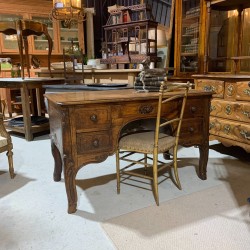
[
  {"x1": 154, "y1": 81, "x2": 191, "y2": 148},
  {"x1": 62, "y1": 48, "x2": 85, "y2": 84},
  {"x1": 0, "y1": 20, "x2": 53, "y2": 79}
]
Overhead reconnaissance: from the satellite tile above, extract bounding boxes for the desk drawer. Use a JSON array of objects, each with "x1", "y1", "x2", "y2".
[
  {"x1": 74, "y1": 106, "x2": 111, "y2": 131},
  {"x1": 76, "y1": 131, "x2": 112, "y2": 154},
  {"x1": 180, "y1": 118, "x2": 203, "y2": 143},
  {"x1": 184, "y1": 98, "x2": 206, "y2": 118}
]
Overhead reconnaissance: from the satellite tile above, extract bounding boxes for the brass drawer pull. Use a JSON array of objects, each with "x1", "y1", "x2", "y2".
[
  {"x1": 242, "y1": 110, "x2": 250, "y2": 118},
  {"x1": 210, "y1": 105, "x2": 216, "y2": 112},
  {"x1": 223, "y1": 125, "x2": 231, "y2": 134},
  {"x1": 90, "y1": 114, "x2": 98, "y2": 122},
  {"x1": 209, "y1": 122, "x2": 215, "y2": 130},
  {"x1": 92, "y1": 139, "x2": 99, "y2": 147},
  {"x1": 240, "y1": 130, "x2": 250, "y2": 140},
  {"x1": 203, "y1": 85, "x2": 215, "y2": 92},
  {"x1": 243, "y1": 89, "x2": 250, "y2": 96},
  {"x1": 225, "y1": 104, "x2": 232, "y2": 115},
  {"x1": 139, "y1": 105, "x2": 153, "y2": 114}
]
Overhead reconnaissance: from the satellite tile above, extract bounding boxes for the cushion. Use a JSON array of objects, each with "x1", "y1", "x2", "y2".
[
  {"x1": 0, "y1": 136, "x2": 8, "y2": 147},
  {"x1": 119, "y1": 131, "x2": 176, "y2": 154}
]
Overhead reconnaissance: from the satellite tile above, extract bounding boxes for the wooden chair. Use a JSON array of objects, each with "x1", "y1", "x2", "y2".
[
  {"x1": 116, "y1": 80, "x2": 190, "y2": 205},
  {"x1": 0, "y1": 19, "x2": 53, "y2": 78},
  {"x1": 0, "y1": 113, "x2": 14, "y2": 178}
]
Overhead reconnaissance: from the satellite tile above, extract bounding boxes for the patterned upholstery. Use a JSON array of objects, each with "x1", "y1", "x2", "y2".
[{"x1": 119, "y1": 131, "x2": 176, "y2": 154}]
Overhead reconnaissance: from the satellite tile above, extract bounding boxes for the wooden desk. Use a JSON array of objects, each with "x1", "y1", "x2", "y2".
[
  {"x1": 44, "y1": 89, "x2": 212, "y2": 213},
  {"x1": 0, "y1": 77, "x2": 65, "y2": 141}
]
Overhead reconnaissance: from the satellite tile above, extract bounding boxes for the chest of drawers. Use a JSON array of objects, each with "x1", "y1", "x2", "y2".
[{"x1": 194, "y1": 75, "x2": 250, "y2": 153}]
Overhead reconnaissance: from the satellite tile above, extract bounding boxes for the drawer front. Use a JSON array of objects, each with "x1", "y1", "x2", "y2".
[
  {"x1": 210, "y1": 99, "x2": 250, "y2": 123},
  {"x1": 76, "y1": 131, "x2": 112, "y2": 154},
  {"x1": 195, "y1": 79, "x2": 224, "y2": 98},
  {"x1": 74, "y1": 106, "x2": 111, "y2": 131},
  {"x1": 179, "y1": 118, "x2": 204, "y2": 144},
  {"x1": 236, "y1": 81, "x2": 250, "y2": 101},
  {"x1": 210, "y1": 117, "x2": 250, "y2": 144},
  {"x1": 183, "y1": 98, "x2": 206, "y2": 118},
  {"x1": 121, "y1": 101, "x2": 158, "y2": 118}
]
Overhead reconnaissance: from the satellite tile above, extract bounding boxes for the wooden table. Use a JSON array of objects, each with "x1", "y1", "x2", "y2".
[
  {"x1": 44, "y1": 89, "x2": 212, "y2": 213},
  {"x1": 0, "y1": 77, "x2": 65, "y2": 141},
  {"x1": 38, "y1": 68, "x2": 141, "y2": 86}
]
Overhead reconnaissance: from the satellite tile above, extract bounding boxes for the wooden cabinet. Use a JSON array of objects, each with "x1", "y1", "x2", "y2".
[
  {"x1": 194, "y1": 75, "x2": 250, "y2": 152},
  {"x1": 0, "y1": 13, "x2": 84, "y2": 56},
  {"x1": 204, "y1": 0, "x2": 250, "y2": 74},
  {"x1": 174, "y1": 0, "x2": 206, "y2": 77}
]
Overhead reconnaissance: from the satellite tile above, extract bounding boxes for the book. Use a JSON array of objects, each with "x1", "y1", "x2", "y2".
[
  {"x1": 134, "y1": 81, "x2": 162, "y2": 87},
  {"x1": 134, "y1": 76, "x2": 167, "y2": 82},
  {"x1": 134, "y1": 85, "x2": 160, "y2": 92}
]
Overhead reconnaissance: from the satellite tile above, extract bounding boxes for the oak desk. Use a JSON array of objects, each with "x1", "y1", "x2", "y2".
[
  {"x1": 44, "y1": 89, "x2": 212, "y2": 213},
  {"x1": 0, "y1": 77, "x2": 65, "y2": 141}
]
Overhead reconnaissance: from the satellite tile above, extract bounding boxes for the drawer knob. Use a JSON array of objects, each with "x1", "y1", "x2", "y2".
[
  {"x1": 191, "y1": 106, "x2": 197, "y2": 113},
  {"x1": 189, "y1": 127, "x2": 194, "y2": 133},
  {"x1": 90, "y1": 114, "x2": 98, "y2": 122},
  {"x1": 92, "y1": 139, "x2": 99, "y2": 147}
]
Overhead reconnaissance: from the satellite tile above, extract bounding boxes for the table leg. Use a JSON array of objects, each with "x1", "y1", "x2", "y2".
[
  {"x1": 51, "y1": 140, "x2": 62, "y2": 182},
  {"x1": 21, "y1": 84, "x2": 33, "y2": 141},
  {"x1": 198, "y1": 142, "x2": 209, "y2": 180},
  {"x1": 64, "y1": 156, "x2": 78, "y2": 214},
  {"x1": 36, "y1": 88, "x2": 42, "y2": 116}
]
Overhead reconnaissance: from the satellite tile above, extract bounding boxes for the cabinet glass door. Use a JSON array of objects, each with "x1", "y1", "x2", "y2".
[
  {"x1": 0, "y1": 14, "x2": 22, "y2": 51},
  {"x1": 59, "y1": 21, "x2": 79, "y2": 52},
  {"x1": 31, "y1": 16, "x2": 54, "y2": 52},
  {"x1": 180, "y1": 0, "x2": 200, "y2": 73}
]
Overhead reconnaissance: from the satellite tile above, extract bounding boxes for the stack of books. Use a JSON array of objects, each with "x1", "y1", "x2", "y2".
[{"x1": 134, "y1": 69, "x2": 167, "y2": 92}]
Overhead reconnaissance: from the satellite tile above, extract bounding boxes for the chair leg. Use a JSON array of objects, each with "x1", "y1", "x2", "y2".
[
  {"x1": 7, "y1": 149, "x2": 14, "y2": 179},
  {"x1": 144, "y1": 153, "x2": 147, "y2": 175},
  {"x1": 173, "y1": 146, "x2": 181, "y2": 190},
  {"x1": 152, "y1": 156, "x2": 159, "y2": 206},
  {"x1": 116, "y1": 149, "x2": 120, "y2": 194}
]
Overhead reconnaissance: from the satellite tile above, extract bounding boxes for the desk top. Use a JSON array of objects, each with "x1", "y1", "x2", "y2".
[
  {"x1": 45, "y1": 89, "x2": 212, "y2": 106},
  {"x1": 0, "y1": 77, "x2": 65, "y2": 83}
]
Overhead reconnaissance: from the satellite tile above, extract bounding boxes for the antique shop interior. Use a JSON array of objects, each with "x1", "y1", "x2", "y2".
[{"x1": 0, "y1": 1, "x2": 250, "y2": 249}]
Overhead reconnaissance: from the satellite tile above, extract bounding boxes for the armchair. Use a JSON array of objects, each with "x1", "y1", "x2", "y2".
[{"x1": 0, "y1": 113, "x2": 14, "y2": 178}]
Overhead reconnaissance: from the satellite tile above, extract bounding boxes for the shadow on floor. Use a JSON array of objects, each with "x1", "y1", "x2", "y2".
[{"x1": 209, "y1": 143, "x2": 250, "y2": 161}]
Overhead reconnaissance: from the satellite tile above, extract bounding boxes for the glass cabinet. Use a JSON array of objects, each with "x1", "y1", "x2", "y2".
[
  {"x1": 180, "y1": 0, "x2": 200, "y2": 73},
  {"x1": 174, "y1": 0, "x2": 203, "y2": 77},
  {"x1": 206, "y1": 2, "x2": 250, "y2": 74},
  {"x1": 0, "y1": 14, "x2": 22, "y2": 52},
  {"x1": 31, "y1": 16, "x2": 55, "y2": 53},
  {"x1": 58, "y1": 21, "x2": 80, "y2": 52}
]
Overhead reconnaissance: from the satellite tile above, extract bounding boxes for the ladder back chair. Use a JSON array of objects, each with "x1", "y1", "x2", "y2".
[
  {"x1": 0, "y1": 113, "x2": 14, "y2": 178},
  {"x1": 116, "y1": 80, "x2": 191, "y2": 205}
]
